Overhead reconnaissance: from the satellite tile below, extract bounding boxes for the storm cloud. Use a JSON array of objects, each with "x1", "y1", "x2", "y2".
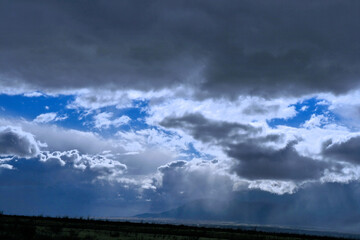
[
  {"x1": 228, "y1": 141, "x2": 328, "y2": 181},
  {"x1": 0, "y1": 126, "x2": 41, "y2": 158},
  {"x1": 323, "y1": 136, "x2": 360, "y2": 164},
  {"x1": 160, "y1": 113, "x2": 260, "y2": 143},
  {"x1": 0, "y1": 0, "x2": 359, "y2": 97},
  {"x1": 160, "y1": 113, "x2": 331, "y2": 181}
]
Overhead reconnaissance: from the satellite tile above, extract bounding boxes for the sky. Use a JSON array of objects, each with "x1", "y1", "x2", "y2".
[{"x1": 1, "y1": 0, "x2": 360, "y2": 234}]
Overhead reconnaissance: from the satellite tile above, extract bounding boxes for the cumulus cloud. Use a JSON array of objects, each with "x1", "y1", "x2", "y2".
[
  {"x1": 147, "y1": 95, "x2": 297, "y2": 126},
  {"x1": 40, "y1": 149, "x2": 127, "y2": 180},
  {"x1": 301, "y1": 114, "x2": 329, "y2": 129},
  {"x1": 0, "y1": 118, "x2": 180, "y2": 180},
  {"x1": 1, "y1": 101, "x2": 357, "y2": 196},
  {"x1": 93, "y1": 112, "x2": 130, "y2": 129},
  {"x1": 0, "y1": 1, "x2": 359, "y2": 97},
  {"x1": 228, "y1": 141, "x2": 328, "y2": 181},
  {"x1": 4, "y1": 119, "x2": 125, "y2": 154},
  {"x1": 154, "y1": 159, "x2": 237, "y2": 203},
  {"x1": 0, "y1": 123, "x2": 128, "y2": 181},
  {"x1": 158, "y1": 110, "x2": 360, "y2": 190},
  {"x1": 0, "y1": 126, "x2": 41, "y2": 158},
  {"x1": 319, "y1": 91, "x2": 360, "y2": 129},
  {"x1": 160, "y1": 113, "x2": 331, "y2": 182},
  {"x1": 0, "y1": 118, "x2": 180, "y2": 187},
  {"x1": 247, "y1": 180, "x2": 298, "y2": 195},
  {"x1": 160, "y1": 113, "x2": 261, "y2": 144},
  {"x1": 33, "y1": 112, "x2": 68, "y2": 123}
]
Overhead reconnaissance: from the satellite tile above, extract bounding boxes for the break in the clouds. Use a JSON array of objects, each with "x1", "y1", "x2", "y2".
[{"x1": 1, "y1": 0, "x2": 360, "y2": 234}]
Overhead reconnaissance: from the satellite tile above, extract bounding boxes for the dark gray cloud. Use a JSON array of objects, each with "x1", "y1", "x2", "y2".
[
  {"x1": 0, "y1": 126, "x2": 40, "y2": 158},
  {"x1": 160, "y1": 113, "x2": 260, "y2": 143},
  {"x1": 323, "y1": 136, "x2": 360, "y2": 164},
  {"x1": 242, "y1": 103, "x2": 280, "y2": 115},
  {"x1": 228, "y1": 141, "x2": 327, "y2": 181},
  {"x1": 161, "y1": 113, "x2": 329, "y2": 181},
  {"x1": 0, "y1": 0, "x2": 359, "y2": 97}
]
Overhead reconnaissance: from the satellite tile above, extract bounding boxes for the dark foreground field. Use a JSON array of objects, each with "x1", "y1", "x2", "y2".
[{"x1": 0, "y1": 214, "x2": 355, "y2": 240}]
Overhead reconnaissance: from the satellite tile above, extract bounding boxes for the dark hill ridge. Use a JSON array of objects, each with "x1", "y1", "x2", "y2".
[{"x1": 0, "y1": 213, "x2": 357, "y2": 240}]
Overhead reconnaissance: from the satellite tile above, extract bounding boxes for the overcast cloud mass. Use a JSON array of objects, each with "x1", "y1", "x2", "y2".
[{"x1": 1, "y1": 0, "x2": 360, "y2": 234}]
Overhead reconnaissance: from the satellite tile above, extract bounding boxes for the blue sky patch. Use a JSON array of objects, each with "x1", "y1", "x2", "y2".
[
  {"x1": 267, "y1": 97, "x2": 339, "y2": 128},
  {"x1": 0, "y1": 94, "x2": 75, "y2": 121}
]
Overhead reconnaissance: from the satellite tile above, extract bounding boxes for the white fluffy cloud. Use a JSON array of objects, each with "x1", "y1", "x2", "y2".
[
  {"x1": 302, "y1": 114, "x2": 329, "y2": 129},
  {"x1": 147, "y1": 95, "x2": 298, "y2": 126},
  {"x1": 66, "y1": 88, "x2": 176, "y2": 110},
  {"x1": 40, "y1": 149, "x2": 127, "y2": 179},
  {"x1": 33, "y1": 112, "x2": 68, "y2": 123},
  {"x1": 116, "y1": 128, "x2": 188, "y2": 153},
  {"x1": 247, "y1": 180, "x2": 299, "y2": 195},
  {"x1": 94, "y1": 112, "x2": 131, "y2": 129}
]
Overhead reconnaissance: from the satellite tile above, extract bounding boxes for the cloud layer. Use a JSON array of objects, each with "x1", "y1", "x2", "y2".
[{"x1": 1, "y1": 1, "x2": 360, "y2": 97}]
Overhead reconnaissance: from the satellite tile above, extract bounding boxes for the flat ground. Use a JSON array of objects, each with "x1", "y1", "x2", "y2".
[{"x1": 0, "y1": 214, "x2": 352, "y2": 240}]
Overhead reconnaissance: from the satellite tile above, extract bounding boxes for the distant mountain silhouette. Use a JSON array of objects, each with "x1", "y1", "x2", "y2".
[{"x1": 136, "y1": 197, "x2": 286, "y2": 225}]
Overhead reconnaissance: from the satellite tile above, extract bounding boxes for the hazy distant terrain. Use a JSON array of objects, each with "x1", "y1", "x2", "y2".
[{"x1": 136, "y1": 187, "x2": 360, "y2": 235}]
